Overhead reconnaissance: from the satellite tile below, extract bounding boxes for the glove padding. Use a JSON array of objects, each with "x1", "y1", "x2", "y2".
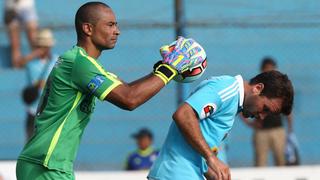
[
  {"x1": 154, "y1": 36, "x2": 206, "y2": 85},
  {"x1": 160, "y1": 36, "x2": 205, "y2": 73}
]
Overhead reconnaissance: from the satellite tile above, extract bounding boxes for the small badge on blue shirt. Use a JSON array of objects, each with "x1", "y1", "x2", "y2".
[
  {"x1": 87, "y1": 75, "x2": 105, "y2": 94},
  {"x1": 200, "y1": 103, "x2": 217, "y2": 119}
]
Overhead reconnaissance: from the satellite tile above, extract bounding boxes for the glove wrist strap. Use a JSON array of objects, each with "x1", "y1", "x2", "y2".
[{"x1": 153, "y1": 63, "x2": 177, "y2": 85}]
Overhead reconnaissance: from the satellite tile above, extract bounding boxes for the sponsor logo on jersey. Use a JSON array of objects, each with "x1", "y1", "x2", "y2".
[
  {"x1": 200, "y1": 103, "x2": 217, "y2": 118},
  {"x1": 87, "y1": 75, "x2": 105, "y2": 94}
]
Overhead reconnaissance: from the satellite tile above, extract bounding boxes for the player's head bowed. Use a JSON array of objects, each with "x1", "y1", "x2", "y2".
[{"x1": 254, "y1": 70, "x2": 293, "y2": 115}]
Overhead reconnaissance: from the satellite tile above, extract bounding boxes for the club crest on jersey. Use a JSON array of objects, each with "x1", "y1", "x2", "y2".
[
  {"x1": 87, "y1": 75, "x2": 105, "y2": 94},
  {"x1": 200, "y1": 103, "x2": 217, "y2": 119}
]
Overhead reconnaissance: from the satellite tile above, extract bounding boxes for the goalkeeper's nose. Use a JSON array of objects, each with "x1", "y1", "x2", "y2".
[{"x1": 114, "y1": 25, "x2": 120, "y2": 36}]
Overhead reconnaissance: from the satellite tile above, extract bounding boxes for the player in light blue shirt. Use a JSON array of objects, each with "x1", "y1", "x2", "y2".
[
  {"x1": 148, "y1": 71, "x2": 294, "y2": 180},
  {"x1": 26, "y1": 55, "x2": 57, "y2": 115},
  {"x1": 18, "y1": 28, "x2": 57, "y2": 140}
]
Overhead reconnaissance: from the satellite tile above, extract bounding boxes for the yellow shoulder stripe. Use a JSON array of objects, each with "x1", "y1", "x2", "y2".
[
  {"x1": 79, "y1": 49, "x2": 118, "y2": 81},
  {"x1": 79, "y1": 49, "x2": 122, "y2": 100}
]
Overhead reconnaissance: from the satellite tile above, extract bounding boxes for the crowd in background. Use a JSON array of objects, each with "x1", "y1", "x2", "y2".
[{"x1": 4, "y1": 0, "x2": 57, "y2": 142}]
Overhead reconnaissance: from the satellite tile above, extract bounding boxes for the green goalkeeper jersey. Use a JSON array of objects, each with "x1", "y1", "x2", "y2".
[{"x1": 18, "y1": 46, "x2": 122, "y2": 173}]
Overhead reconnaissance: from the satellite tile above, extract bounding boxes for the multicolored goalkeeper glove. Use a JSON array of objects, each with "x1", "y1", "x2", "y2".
[
  {"x1": 153, "y1": 36, "x2": 206, "y2": 84},
  {"x1": 160, "y1": 36, "x2": 205, "y2": 73}
]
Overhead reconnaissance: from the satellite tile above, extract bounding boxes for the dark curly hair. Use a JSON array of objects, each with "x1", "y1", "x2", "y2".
[{"x1": 249, "y1": 70, "x2": 294, "y2": 115}]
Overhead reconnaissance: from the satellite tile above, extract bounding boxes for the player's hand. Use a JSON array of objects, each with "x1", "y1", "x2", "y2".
[
  {"x1": 160, "y1": 36, "x2": 205, "y2": 73},
  {"x1": 206, "y1": 155, "x2": 231, "y2": 180},
  {"x1": 153, "y1": 36, "x2": 205, "y2": 84},
  {"x1": 204, "y1": 169, "x2": 217, "y2": 180}
]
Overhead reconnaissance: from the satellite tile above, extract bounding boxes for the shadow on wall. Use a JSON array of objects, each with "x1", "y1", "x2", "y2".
[{"x1": 0, "y1": 45, "x2": 11, "y2": 68}]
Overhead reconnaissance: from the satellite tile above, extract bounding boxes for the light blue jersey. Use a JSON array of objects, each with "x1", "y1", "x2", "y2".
[
  {"x1": 148, "y1": 75, "x2": 244, "y2": 180},
  {"x1": 25, "y1": 55, "x2": 58, "y2": 114}
]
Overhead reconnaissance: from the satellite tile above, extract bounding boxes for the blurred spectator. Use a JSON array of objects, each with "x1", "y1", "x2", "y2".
[
  {"x1": 240, "y1": 57, "x2": 293, "y2": 166},
  {"x1": 125, "y1": 128, "x2": 159, "y2": 170},
  {"x1": 285, "y1": 132, "x2": 300, "y2": 165},
  {"x1": 3, "y1": 0, "x2": 38, "y2": 68},
  {"x1": 20, "y1": 29, "x2": 57, "y2": 140}
]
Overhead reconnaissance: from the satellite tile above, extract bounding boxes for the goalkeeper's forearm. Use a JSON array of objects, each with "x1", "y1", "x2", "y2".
[{"x1": 104, "y1": 73, "x2": 167, "y2": 111}]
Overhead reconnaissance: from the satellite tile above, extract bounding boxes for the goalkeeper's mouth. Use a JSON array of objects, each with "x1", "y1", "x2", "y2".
[{"x1": 111, "y1": 38, "x2": 118, "y2": 42}]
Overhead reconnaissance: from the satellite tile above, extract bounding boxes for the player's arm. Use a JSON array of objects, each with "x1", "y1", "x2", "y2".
[
  {"x1": 173, "y1": 103, "x2": 230, "y2": 180},
  {"x1": 16, "y1": 47, "x2": 49, "y2": 68},
  {"x1": 105, "y1": 37, "x2": 205, "y2": 110},
  {"x1": 104, "y1": 73, "x2": 166, "y2": 111}
]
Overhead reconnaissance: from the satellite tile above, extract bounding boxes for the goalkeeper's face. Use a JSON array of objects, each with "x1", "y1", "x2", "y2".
[{"x1": 92, "y1": 7, "x2": 120, "y2": 50}]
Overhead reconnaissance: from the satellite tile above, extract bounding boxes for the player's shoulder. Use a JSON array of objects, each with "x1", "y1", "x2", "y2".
[
  {"x1": 200, "y1": 75, "x2": 237, "y2": 89},
  {"x1": 59, "y1": 46, "x2": 92, "y2": 64},
  {"x1": 60, "y1": 46, "x2": 101, "y2": 71},
  {"x1": 59, "y1": 46, "x2": 78, "y2": 61},
  {"x1": 200, "y1": 75, "x2": 243, "y2": 100},
  {"x1": 207, "y1": 75, "x2": 236, "y2": 83}
]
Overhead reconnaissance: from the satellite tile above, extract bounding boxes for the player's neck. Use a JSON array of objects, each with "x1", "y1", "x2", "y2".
[
  {"x1": 243, "y1": 81, "x2": 250, "y2": 99},
  {"x1": 77, "y1": 41, "x2": 101, "y2": 59}
]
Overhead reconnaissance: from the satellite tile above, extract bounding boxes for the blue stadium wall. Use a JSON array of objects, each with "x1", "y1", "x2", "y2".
[{"x1": 0, "y1": 0, "x2": 319, "y2": 170}]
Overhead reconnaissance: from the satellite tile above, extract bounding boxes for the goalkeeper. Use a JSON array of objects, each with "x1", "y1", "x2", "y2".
[{"x1": 16, "y1": 2, "x2": 204, "y2": 180}]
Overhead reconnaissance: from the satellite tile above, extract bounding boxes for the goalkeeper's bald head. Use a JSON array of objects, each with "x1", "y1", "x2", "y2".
[{"x1": 75, "y1": 2, "x2": 111, "y2": 39}]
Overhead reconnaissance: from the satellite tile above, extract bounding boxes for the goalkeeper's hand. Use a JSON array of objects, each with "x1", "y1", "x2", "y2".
[
  {"x1": 154, "y1": 36, "x2": 205, "y2": 84},
  {"x1": 160, "y1": 36, "x2": 205, "y2": 73}
]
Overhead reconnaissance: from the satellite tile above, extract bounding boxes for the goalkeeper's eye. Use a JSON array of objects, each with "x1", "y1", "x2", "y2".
[{"x1": 107, "y1": 22, "x2": 118, "y2": 27}]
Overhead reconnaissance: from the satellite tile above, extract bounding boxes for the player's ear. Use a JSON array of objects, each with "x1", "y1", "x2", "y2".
[
  {"x1": 253, "y1": 83, "x2": 264, "y2": 95},
  {"x1": 82, "y1": 23, "x2": 93, "y2": 36}
]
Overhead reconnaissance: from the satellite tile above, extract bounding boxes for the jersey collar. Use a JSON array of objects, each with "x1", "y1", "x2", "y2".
[
  {"x1": 235, "y1": 75, "x2": 244, "y2": 108},
  {"x1": 75, "y1": 46, "x2": 88, "y2": 56},
  {"x1": 137, "y1": 146, "x2": 154, "y2": 157}
]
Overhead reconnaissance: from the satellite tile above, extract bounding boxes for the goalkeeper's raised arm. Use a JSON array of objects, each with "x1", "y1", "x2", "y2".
[{"x1": 104, "y1": 36, "x2": 206, "y2": 110}]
